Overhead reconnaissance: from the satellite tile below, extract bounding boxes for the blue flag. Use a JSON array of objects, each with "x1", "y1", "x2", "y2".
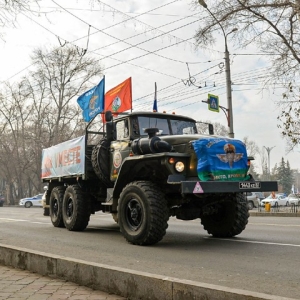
[
  {"x1": 153, "y1": 99, "x2": 158, "y2": 112},
  {"x1": 153, "y1": 82, "x2": 158, "y2": 112},
  {"x1": 77, "y1": 77, "x2": 105, "y2": 122}
]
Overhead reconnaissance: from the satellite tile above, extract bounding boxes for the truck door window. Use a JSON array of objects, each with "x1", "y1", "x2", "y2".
[{"x1": 116, "y1": 120, "x2": 129, "y2": 140}]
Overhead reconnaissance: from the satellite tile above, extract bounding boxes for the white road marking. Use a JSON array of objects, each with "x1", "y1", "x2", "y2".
[
  {"x1": 249, "y1": 222, "x2": 300, "y2": 227},
  {"x1": 0, "y1": 218, "x2": 27, "y2": 222},
  {"x1": 203, "y1": 237, "x2": 300, "y2": 247},
  {"x1": 0, "y1": 217, "x2": 49, "y2": 225}
]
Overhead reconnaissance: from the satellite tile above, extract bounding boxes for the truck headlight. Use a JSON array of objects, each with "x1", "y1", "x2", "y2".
[{"x1": 175, "y1": 161, "x2": 185, "y2": 172}]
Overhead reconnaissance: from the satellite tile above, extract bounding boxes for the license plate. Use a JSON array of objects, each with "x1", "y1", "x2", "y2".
[{"x1": 239, "y1": 182, "x2": 261, "y2": 189}]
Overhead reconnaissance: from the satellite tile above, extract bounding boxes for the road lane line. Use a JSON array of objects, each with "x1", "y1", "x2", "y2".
[
  {"x1": 203, "y1": 237, "x2": 300, "y2": 247},
  {"x1": 249, "y1": 222, "x2": 300, "y2": 227},
  {"x1": 0, "y1": 218, "x2": 49, "y2": 225},
  {"x1": 0, "y1": 218, "x2": 27, "y2": 222}
]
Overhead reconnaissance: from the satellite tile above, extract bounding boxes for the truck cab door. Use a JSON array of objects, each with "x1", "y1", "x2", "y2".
[{"x1": 110, "y1": 119, "x2": 131, "y2": 181}]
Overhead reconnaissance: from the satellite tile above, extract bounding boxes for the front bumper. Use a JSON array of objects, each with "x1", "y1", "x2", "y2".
[{"x1": 168, "y1": 176, "x2": 278, "y2": 195}]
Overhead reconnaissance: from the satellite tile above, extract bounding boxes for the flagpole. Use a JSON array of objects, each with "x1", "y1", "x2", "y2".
[{"x1": 153, "y1": 82, "x2": 158, "y2": 112}]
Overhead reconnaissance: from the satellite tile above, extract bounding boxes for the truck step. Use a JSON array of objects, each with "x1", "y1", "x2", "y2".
[{"x1": 101, "y1": 202, "x2": 113, "y2": 206}]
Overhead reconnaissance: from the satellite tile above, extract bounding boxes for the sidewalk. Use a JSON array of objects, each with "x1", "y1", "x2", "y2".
[{"x1": 0, "y1": 265, "x2": 126, "y2": 300}]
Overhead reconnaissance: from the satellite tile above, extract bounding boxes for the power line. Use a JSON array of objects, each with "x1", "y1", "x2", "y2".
[
  {"x1": 51, "y1": 0, "x2": 208, "y2": 66},
  {"x1": 2, "y1": 1, "x2": 210, "y2": 82},
  {"x1": 51, "y1": 0, "x2": 198, "y2": 51},
  {"x1": 0, "y1": 1, "x2": 291, "y2": 116},
  {"x1": 34, "y1": 5, "x2": 200, "y2": 18}
]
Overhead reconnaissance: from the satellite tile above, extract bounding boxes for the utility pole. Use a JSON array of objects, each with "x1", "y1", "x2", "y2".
[
  {"x1": 224, "y1": 36, "x2": 234, "y2": 138},
  {"x1": 198, "y1": 0, "x2": 237, "y2": 138}
]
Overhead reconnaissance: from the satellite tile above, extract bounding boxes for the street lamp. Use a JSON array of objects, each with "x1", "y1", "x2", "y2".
[
  {"x1": 263, "y1": 146, "x2": 275, "y2": 180},
  {"x1": 198, "y1": 0, "x2": 237, "y2": 138}
]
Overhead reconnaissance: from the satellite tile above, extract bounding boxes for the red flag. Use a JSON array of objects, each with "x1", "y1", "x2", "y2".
[{"x1": 105, "y1": 77, "x2": 132, "y2": 115}]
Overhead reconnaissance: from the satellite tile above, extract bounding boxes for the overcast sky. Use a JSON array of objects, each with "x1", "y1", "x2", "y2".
[{"x1": 0, "y1": 0, "x2": 299, "y2": 173}]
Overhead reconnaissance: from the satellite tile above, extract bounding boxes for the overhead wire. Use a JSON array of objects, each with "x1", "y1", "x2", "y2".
[
  {"x1": 51, "y1": 0, "x2": 201, "y2": 52},
  {"x1": 51, "y1": 0, "x2": 209, "y2": 68},
  {"x1": 9, "y1": 1, "x2": 276, "y2": 96},
  {"x1": 134, "y1": 64, "x2": 288, "y2": 112},
  {"x1": 33, "y1": 5, "x2": 200, "y2": 18},
  {"x1": 0, "y1": 2, "x2": 204, "y2": 105},
  {"x1": 0, "y1": 1, "x2": 287, "y2": 116},
  {"x1": 134, "y1": 65, "x2": 273, "y2": 107},
  {"x1": 2, "y1": 1, "x2": 211, "y2": 83}
]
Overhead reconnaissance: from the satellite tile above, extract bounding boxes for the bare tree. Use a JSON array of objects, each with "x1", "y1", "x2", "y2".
[
  {"x1": 242, "y1": 136, "x2": 261, "y2": 178},
  {"x1": 0, "y1": 0, "x2": 38, "y2": 38},
  {"x1": 194, "y1": 0, "x2": 300, "y2": 147},
  {"x1": 0, "y1": 44, "x2": 103, "y2": 202},
  {"x1": 243, "y1": 136, "x2": 259, "y2": 157},
  {"x1": 197, "y1": 121, "x2": 228, "y2": 135},
  {"x1": 0, "y1": 81, "x2": 35, "y2": 203},
  {"x1": 26, "y1": 45, "x2": 103, "y2": 145}
]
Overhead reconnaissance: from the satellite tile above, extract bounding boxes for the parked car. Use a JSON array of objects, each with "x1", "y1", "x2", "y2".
[
  {"x1": 260, "y1": 193, "x2": 288, "y2": 207},
  {"x1": 0, "y1": 195, "x2": 4, "y2": 207},
  {"x1": 283, "y1": 194, "x2": 300, "y2": 206},
  {"x1": 19, "y1": 194, "x2": 43, "y2": 208},
  {"x1": 246, "y1": 192, "x2": 260, "y2": 210},
  {"x1": 254, "y1": 192, "x2": 265, "y2": 200}
]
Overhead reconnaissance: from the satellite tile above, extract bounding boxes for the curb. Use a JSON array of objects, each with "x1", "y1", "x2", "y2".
[{"x1": 0, "y1": 243, "x2": 297, "y2": 300}]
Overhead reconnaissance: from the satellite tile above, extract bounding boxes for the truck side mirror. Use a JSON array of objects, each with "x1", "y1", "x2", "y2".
[
  {"x1": 106, "y1": 121, "x2": 116, "y2": 141},
  {"x1": 105, "y1": 111, "x2": 113, "y2": 122},
  {"x1": 208, "y1": 124, "x2": 214, "y2": 135}
]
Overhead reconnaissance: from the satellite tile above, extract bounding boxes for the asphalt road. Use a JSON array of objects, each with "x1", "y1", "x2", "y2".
[{"x1": 1, "y1": 207, "x2": 300, "y2": 299}]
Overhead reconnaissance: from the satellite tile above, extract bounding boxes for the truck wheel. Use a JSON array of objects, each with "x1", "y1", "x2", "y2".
[
  {"x1": 62, "y1": 185, "x2": 91, "y2": 231},
  {"x1": 201, "y1": 193, "x2": 249, "y2": 238},
  {"x1": 91, "y1": 138, "x2": 113, "y2": 187},
  {"x1": 50, "y1": 186, "x2": 65, "y2": 228},
  {"x1": 118, "y1": 181, "x2": 169, "y2": 245}
]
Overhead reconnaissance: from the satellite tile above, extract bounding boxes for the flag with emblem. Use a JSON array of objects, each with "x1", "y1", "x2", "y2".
[
  {"x1": 77, "y1": 77, "x2": 105, "y2": 122},
  {"x1": 105, "y1": 77, "x2": 132, "y2": 115}
]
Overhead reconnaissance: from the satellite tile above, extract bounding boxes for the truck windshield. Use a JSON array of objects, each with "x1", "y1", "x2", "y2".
[
  {"x1": 170, "y1": 119, "x2": 197, "y2": 135},
  {"x1": 137, "y1": 117, "x2": 197, "y2": 136}
]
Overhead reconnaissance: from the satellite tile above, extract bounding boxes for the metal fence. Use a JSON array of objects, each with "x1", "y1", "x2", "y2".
[{"x1": 257, "y1": 203, "x2": 299, "y2": 213}]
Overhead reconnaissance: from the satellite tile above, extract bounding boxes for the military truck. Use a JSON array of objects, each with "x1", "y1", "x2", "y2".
[{"x1": 41, "y1": 111, "x2": 277, "y2": 245}]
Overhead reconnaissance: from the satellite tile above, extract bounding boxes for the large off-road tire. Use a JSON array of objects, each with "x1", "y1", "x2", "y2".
[
  {"x1": 91, "y1": 138, "x2": 112, "y2": 187},
  {"x1": 50, "y1": 186, "x2": 65, "y2": 228},
  {"x1": 201, "y1": 193, "x2": 249, "y2": 238},
  {"x1": 118, "y1": 181, "x2": 169, "y2": 245},
  {"x1": 62, "y1": 185, "x2": 91, "y2": 231}
]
